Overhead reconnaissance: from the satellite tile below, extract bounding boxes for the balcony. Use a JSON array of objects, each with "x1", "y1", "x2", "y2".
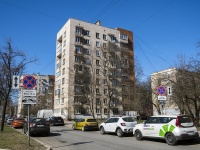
[{"x1": 57, "y1": 45, "x2": 62, "y2": 58}]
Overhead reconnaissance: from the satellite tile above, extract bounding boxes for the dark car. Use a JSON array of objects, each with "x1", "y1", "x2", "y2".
[
  {"x1": 49, "y1": 116, "x2": 64, "y2": 126},
  {"x1": 23, "y1": 118, "x2": 50, "y2": 136}
]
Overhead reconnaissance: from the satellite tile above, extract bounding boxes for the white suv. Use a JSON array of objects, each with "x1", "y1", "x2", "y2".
[
  {"x1": 133, "y1": 115, "x2": 199, "y2": 145},
  {"x1": 99, "y1": 116, "x2": 137, "y2": 137}
]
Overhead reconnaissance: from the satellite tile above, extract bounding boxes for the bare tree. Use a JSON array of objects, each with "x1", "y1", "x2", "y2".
[{"x1": 0, "y1": 38, "x2": 36, "y2": 131}]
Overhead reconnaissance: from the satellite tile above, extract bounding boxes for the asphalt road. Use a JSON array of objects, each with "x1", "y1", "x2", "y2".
[{"x1": 17, "y1": 124, "x2": 200, "y2": 150}]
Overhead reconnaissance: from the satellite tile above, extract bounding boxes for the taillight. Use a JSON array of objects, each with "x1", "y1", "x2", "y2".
[
  {"x1": 121, "y1": 123, "x2": 126, "y2": 126},
  {"x1": 30, "y1": 123, "x2": 35, "y2": 127},
  {"x1": 175, "y1": 117, "x2": 181, "y2": 127}
]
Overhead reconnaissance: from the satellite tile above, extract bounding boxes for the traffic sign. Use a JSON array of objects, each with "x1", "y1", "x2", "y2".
[
  {"x1": 12, "y1": 75, "x2": 19, "y2": 89},
  {"x1": 167, "y1": 86, "x2": 172, "y2": 95},
  {"x1": 22, "y1": 75, "x2": 36, "y2": 89},
  {"x1": 157, "y1": 86, "x2": 166, "y2": 95},
  {"x1": 22, "y1": 89, "x2": 36, "y2": 97},
  {"x1": 22, "y1": 96, "x2": 36, "y2": 104},
  {"x1": 158, "y1": 96, "x2": 167, "y2": 100}
]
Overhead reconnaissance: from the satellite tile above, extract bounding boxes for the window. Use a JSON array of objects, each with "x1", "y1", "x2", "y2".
[
  {"x1": 96, "y1": 69, "x2": 100, "y2": 74},
  {"x1": 61, "y1": 88, "x2": 64, "y2": 94},
  {"x1": 86, "y1": 49, "x2": 90, "y2": 55},
  {"x1": 61, "y1": 98, "x2": 64, "y2": 104},
  {"x1": 96, "y1": 88, "x2": 99, "y2": 94},
  {"x1": 120, "y1": 34, "x2": 128, "y2": 40},
  {"x1": 76, "y1": 37, "x2": 81, "y2": 43},
  {"x1": 104, "y1": 79, "x2": 107, "y2": 85},
  {"x1": 104, "y1": 108, "x2": 107, "y2": 114},
  {"x1": 62, "y1": 68, "x2": 65, "y2": 74},
  {"x1": 104, "y1": 89, "x2": 107, "y2": 95},
  {"x1": 85, "y1": 39, "x2": 90, "y2": 45},
  {"x1": 113, "y1": 108, "x2": 119, "y2": 115},
  {"x1": 76, "y1": 27, "x2": 82, "y2": 35},
  {"x1": 103, "y1": 34, "x2": 107, "y2": 40},
  {"x1": 75, "y1": 108, "x2": 81, "y2": 114},
  {"x1": 103, "y1": 43, "x2": 107, "y2": 48},
  {"x1": 104, "y1": 99, "x2": 107, "y2": 104},
  {"x1": 96, "y1": 78, "x2": 100, "y2": 84},
  {"x1": 96, "y1": 108, "x2": 100, "y2": 114},
  {"x1": 86, "y1": 30, "x2": 90, "y2": 36},
  {"x1": 63, "y1": 59, "x2": 65, "y2": 65},
  {"x1": 96, "y1": 60, "x2": 100, "y2": 66},
  {"x1": 64, "y1": 31, "x2": 66, "y2": 38},
  {"x1": 78, "y1": 65, "x2": 83, "y2": 71},
  {"x1": 62, "y1": 78, "x2": 65, "y2": 84},
  {"x1": 103, "y1": 52, "x2": 107, "y2": 57},
  {"x1": 111, "y1": 36, "x2": 116, "y2": 42},
  {"x1": 104, "y1": 70, "x2": 107, "y2": 75},
  {"x1": 146, "y1": 117, "x2": 157, "y2": 124},
  {"x1": 63, "y1": 40, "x2": 66, "y2": 46},
  {"x1": 96, "y1": 98, "x2": 100, "y2": 104},
  {"x1": 96, "y1": 33, "x2": 100, "y2": 39},
  {"x1": 96, "y1": 41, "x2": 100, "y2": 47},
  {"x1": 112, "y1": 80, "x2": 119, "y2": 86},
  {"x1": 75, "y1": 46, "x2": 82, "y2": 54},
  {"x1": 85, "y1": 58, "x2": 90, "y2": 64},
  {"x1": 96, "y1": 50, "x2": 100, "y2": 57}
]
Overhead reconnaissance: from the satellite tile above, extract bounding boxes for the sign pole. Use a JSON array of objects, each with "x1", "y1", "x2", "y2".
[{"x1": 28, "y1": 104, "x2": 30, "y2": 146}]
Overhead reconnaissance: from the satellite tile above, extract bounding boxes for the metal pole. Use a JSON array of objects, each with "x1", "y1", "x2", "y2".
[{"x1": 28, "y1": 104, "x2": 30, "y2": 146}]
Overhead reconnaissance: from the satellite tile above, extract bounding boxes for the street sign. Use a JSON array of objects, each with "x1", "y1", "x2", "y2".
[
  {"x1": 158, "y1": 96, "x2": 167, "y2": 100},
  {"x1": 157, "y1": 86, "x2": 166, "y2": 95},
  {"x1": 22, "y1": 89, "x2": 36, "y2": 97},
  {"x1": 22, "y1": 96, "x2": 36, "y2": 104},
  {"x1": 22, "y1": 75, "x2": 36, "y2": 89},
  {"x1": 167, "y1": 86, "x2": 172, "y2": 95},
  {"x1": 12, "y1": 75, "x2": 19, "y2": 89}
]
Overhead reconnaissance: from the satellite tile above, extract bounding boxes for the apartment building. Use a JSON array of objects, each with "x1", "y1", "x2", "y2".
[
  {"x1": 17, "y1": 74, "x2": 55, "y2": 117},
  {"x1": 55, "y1": 18, "x2": 135, "y2": 119},
  {"x1": 151, "y1": 68, "x2": 180, "y2": 115}
]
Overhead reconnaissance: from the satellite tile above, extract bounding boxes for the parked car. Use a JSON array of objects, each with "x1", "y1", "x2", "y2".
[
  {"x1": 72, "y1": 118, "x2": 99, "y2": 131},
  {"x1": 23, "y1": 118, "x2": 50, "y2": 136},
  {"x1": 133, "y1": 115, "x2": 199, "y2": 146},
  {"x1": 99, "y1": 116, "x2": 137, "y2": 137},
  {"x1": 49, "y1": 116, "x2": 64, "y2": 126},
  {"x1": 6, "y1": 117, "x2": 13, "y2": 125},
  {"x1": 12, "y1": 117, "x2": 26, "y2": 128}
]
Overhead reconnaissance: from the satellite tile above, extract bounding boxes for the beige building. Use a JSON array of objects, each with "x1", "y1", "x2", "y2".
[
  {"x1": 17, "y1": 74, "x2": 55, "y2": 117},
  {"x1": 151, "y1": 68, "x2": 180, "y2": 115},
  {"x1": 55, "y1": 18, "x2": 135, "y2": 119}
]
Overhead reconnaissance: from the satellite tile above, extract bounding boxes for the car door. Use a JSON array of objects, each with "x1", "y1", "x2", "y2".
[
  {"x1": 104, "y1": 118, "x2": 115, "y2": 132},
  {"x1": 143, "y1": 117, "x2": 157, "y2": 136},
  {"x1": 109, "y1": 118, "x2": 119, "y2": 132}
]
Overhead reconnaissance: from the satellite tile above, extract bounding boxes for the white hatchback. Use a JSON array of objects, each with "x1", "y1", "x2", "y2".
[
  {"x1": 133, "y1": 115, "x2": 199, "y2": 145},
  {"x1": 99, "y1": 116, "x2": 137, "y2": 137}
]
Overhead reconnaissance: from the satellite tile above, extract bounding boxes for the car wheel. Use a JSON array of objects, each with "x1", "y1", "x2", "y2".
[
  {"x1": 165, "y1": 133, "x2": 177, "y2": 146},
  {"x1": 117, "y1": 128, "x2": 124, "y2": 137},
  {"x1": 135, "y1": 130, "x2": 143, "y2": 140},
  {"x1": 46, "y1": 131, "x2": 50, "y2": 136},
  {"x1": 100, "y1": 127, "x2": 105, "y2": 135},
  {"x1": 82, "y1": 126, "x2": 85, "y2": 132},
  {"x1": 72, "y1": 124, "x2": 75, "y2": 130}
]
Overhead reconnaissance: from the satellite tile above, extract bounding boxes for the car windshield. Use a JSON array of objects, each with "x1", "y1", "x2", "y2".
[
  {"x1": 32, "y1": 118, "x2": 46, "y2": 123},
  {"x1": 179, "y1": 116, "x2": 193, "y2": 123},
  {"x1": 122, "y1": 117, "x2": 135, "y2": 122},
  {"x1": 87, "y1": 119, "x2": 97, "y2": 122}
]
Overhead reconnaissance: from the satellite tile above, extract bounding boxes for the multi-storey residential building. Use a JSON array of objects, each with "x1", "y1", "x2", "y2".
[
  {"x1": 17, "y1": 74, "x2": 55, "y2": 117},
  {"x1": 55, "y1": 18, "x2": 135, "y2": 120},
  {"x1": 151, "y1": 68, "x2": 180, "y2": 115}
]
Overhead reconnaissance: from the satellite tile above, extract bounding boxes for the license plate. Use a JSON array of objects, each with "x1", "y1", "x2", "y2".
[
  {"x1": 19, "y1": 122, "x2": 23, "y2": 124},
  {"x1": 37, "y1": 125, "x2": 44, "y2": 127},
  {"x1": 188, "y1": 131, "x2": 195, "y2": 135}
]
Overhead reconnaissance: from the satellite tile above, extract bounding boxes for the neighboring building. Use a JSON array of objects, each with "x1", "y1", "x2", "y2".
[
  {"x1": 17, "y1": 74, "x2": 55, "y2": 117},
  {"x1": 151, "y1": 68, "x2": 180, "y2": 115},
  {"x1": 55, "y1": 18, "x2": 135, "y2": 119}
]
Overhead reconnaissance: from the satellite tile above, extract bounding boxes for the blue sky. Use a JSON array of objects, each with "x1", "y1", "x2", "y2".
[{"x1": 0, "y1": 0, "x2": 200, "y2": 80}]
